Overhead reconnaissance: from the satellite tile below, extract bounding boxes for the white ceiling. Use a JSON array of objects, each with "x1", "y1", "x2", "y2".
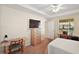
[{"x1": 19, "y1": 4, "x2": 79, "y2": 19}]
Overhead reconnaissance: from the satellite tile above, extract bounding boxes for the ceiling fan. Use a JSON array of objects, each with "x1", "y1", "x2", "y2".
[{"x1": 50, "y1": 4, "x2": 64, "y2": 12}]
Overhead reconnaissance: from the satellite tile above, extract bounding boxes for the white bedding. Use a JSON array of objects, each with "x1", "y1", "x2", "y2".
[{"x1": 48, "y1": 38, "x2": 79, "y2": 54}]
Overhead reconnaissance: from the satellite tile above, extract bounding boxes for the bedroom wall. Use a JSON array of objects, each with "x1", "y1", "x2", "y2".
[
  {"x1": 46, "y1": 12, "x2": 79, "y2": 39},
  {"x1": 0, "y1": 5, "x2": 46, "y2": 46},
  {"x1": 0, "y1": 5, "x2": 2, "y2": 41}
]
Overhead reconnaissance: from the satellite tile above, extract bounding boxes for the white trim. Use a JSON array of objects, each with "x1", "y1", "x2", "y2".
[
  {"x1": 18, "y1": 4, "x2": 79, "y2": 19},
  {"x1": 49, "y1": 9, "x2": 79, "y2": 18},
  {"x1": 18, "y1": 4, "x2": 50, "y2": 17}
]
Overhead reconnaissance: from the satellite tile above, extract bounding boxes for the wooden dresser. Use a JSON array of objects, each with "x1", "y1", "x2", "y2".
[{"x1": 31, "y1": 28, "x2": 41, "y2": 46}]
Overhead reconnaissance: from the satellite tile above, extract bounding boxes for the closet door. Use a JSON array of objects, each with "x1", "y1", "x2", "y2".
[{"x1": 46, "y1": 21, "x2": 55, "y2": 39}]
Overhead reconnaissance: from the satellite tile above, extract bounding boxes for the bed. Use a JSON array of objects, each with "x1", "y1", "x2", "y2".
[{"x1": 48, "y1": 38, "x2": 79, "y2": 54}]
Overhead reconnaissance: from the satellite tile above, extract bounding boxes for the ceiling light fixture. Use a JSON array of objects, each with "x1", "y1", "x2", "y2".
[{"x1": 50, "y1": 4, "x2": 63, "y2": 12}]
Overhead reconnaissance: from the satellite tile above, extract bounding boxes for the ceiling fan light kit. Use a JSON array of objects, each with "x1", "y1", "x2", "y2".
[{"x1": 50, "y1": 4, "x2": 63, "y2": 12}]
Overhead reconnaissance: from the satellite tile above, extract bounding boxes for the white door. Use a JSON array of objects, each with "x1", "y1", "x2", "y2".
[{"x1": 46, "y1": 21, "x2": 55, "y2": 39}]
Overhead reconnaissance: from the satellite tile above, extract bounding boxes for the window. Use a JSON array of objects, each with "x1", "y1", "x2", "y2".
[{"x1": 59, "y1": 19, "x2": 74, "y2": 36}]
